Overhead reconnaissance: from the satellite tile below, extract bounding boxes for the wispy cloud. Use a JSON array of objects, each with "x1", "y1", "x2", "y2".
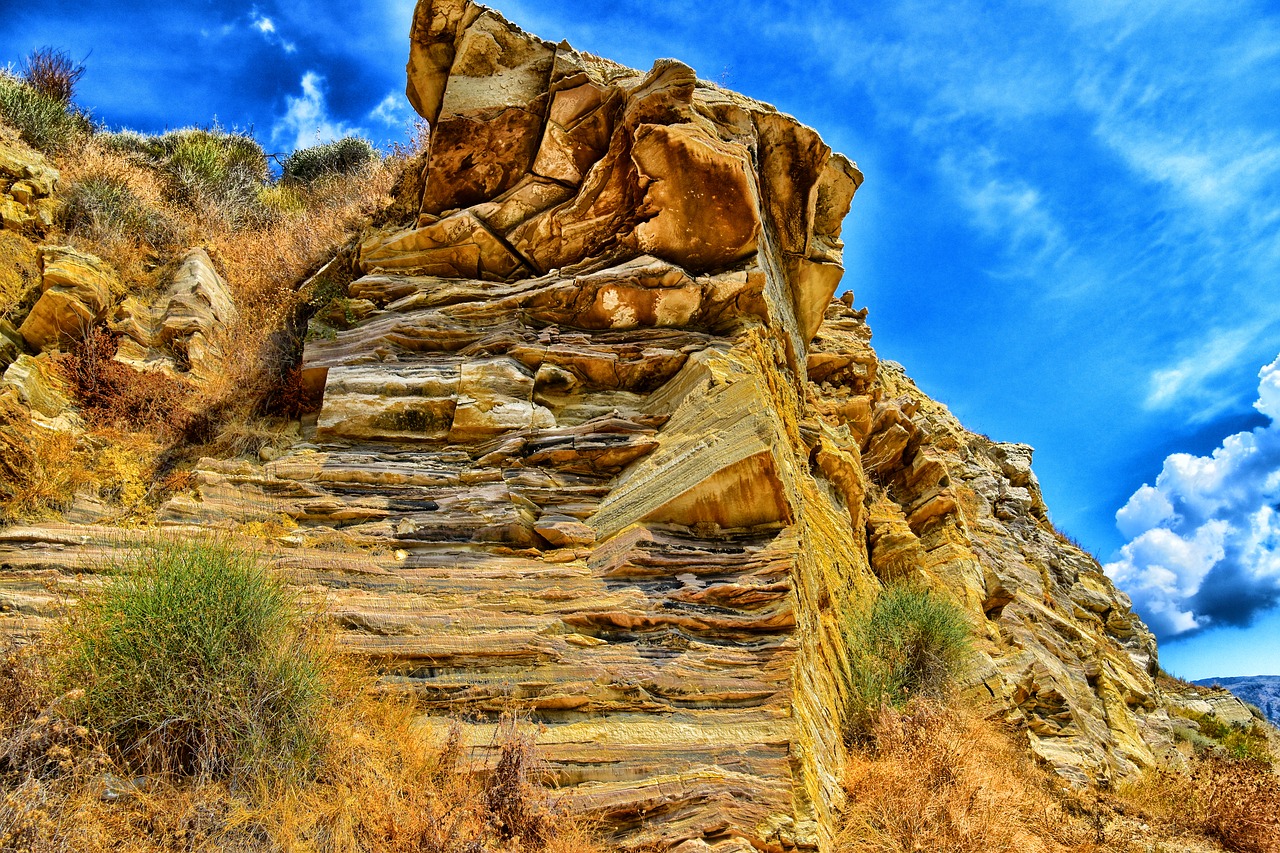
[
  {"x1": 270, "y1": 72, "x2": 367, "y2": 153},
  {"x1": 1106, "y1": 353, "x2": 1280, "y2": 637},
  {"x1": 251, "y1": 8, "x2": 297, "y2": 52},
  {"x1": 369, "y1": 91, "x2": 412, "y2": 127},
  {"x1": 1144, "y1": 324, "x2": 1266, "y2": 417}
]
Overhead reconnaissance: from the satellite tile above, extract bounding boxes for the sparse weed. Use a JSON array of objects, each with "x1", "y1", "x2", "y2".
[{"x1": 19, "y1": 47, "x2": 86, "y2": 104}]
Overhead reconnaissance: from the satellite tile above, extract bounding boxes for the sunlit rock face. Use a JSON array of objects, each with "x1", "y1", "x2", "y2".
[{"x1": 0, "y1": 3, "x2": 1191, "y2": 850}]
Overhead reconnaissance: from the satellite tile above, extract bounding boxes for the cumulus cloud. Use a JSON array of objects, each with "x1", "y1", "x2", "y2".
[
  {"x1": 1105, "y1": 353, "x2": 1280, "y2": 637},
  {"x1": 271, "y1": 72, "x2": 367, "y2": 153}
]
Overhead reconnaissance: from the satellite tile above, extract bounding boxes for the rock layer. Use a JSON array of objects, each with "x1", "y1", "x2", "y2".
[{"x1": 0, "y1": 4, "x2": 1196, "y2": 851}]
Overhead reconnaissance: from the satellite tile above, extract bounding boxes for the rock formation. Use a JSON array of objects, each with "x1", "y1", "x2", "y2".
[{"x1": 0, "y1": 3, "x2": 1234, "y2": 851}]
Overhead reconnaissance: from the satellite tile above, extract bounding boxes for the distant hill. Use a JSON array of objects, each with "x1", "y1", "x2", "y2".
[{"x1": 1194, "y1": 676, "x2": 1280, "y2": 727}]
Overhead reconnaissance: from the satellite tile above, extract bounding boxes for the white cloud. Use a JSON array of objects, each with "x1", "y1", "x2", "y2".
[
  {"x1": 251, "y1": 9, "x2": 297, "y2": 53},
  {"x1": 1105, "y1": 353, "x2": 1280, "y2": 637},
  {"x1": 271, "y1": 72, "x2": 368, "y2": 153},
  {"x1": 369, "y1": 92, "x2": 412, "y2": 127},
  {"x1": 1143, "y1": 324, "x2": 1263, "y2": 416},
  {"x1": 940, "y1": 151, "x2": 1069, "y2": 276}
]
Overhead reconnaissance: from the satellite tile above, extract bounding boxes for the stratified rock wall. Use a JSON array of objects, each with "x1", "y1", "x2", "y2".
[{"x1": 0, "y1": 4, "x2": 1186, "y2": 851}]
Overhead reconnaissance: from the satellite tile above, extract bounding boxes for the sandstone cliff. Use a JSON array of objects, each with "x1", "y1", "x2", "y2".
[{"x1": 0, "y1": 4, "x2": 1214, "y2": 851}]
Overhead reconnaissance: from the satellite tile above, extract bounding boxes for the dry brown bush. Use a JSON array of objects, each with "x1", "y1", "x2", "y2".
[
  {"x1": 19, "y1": 48, "x2": 85, "y2": 105},
  {"x1": 57, "y1": 327, "x2": 193, "y2": 436},
  {"x1": 836, "y1": 701, "x2": 1094, "y2": 853},
  {"x1": 1117, "y1": 756, "x2": 1280, "y2": 853}
]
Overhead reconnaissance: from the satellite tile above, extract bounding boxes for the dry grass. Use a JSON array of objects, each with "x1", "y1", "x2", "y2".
[
  {"x1": 838, "y1": 697, "x2": 1280, "y2": 853},
  {"x1": 56, "y1": 136, "x2": 187, "y2": 287},
  {"x1": 0, "y1": 393, "x2": 94, "y2": 522},
  {"x1": 1116, "y1": 756, "x2": 1280, "y2": 853},
  {"x1": 1, "y1": 666, "x2": 604, "y2": 852},
  {"x1": 836, "y1": 701, "x2": 1091, "y2": 853}
]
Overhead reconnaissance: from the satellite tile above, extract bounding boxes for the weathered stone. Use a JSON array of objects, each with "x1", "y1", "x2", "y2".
[
  {"x1": 0, "y1": 230, "x2": 41, "y2": 323},
  {"x1": 0, "y1": 137, "x2": 58, "y2": 237},
  {"x1": 111, "y1": 248, "x2": 238, "y2": 383},
  {"x1": 0, "y1": 4, "x2": 1198, "y2": 852},
  {"x1": 0, "y1": 353, "x2": 78, "y2": 427},
  {"x1": 19, "y1": 247, "x2": 118, "y2": 351}
]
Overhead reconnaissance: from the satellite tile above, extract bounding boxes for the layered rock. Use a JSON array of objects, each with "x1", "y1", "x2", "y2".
[
  {"x1": 18, "y1": 246, "x2": 119, "y2": 351},
  {"x1": 110, "y1": 248, "x2": 238, "y2": 383},
  {"x1": 0, "y1": 135, "x2": 59, "y2": 235},
  {"x1": 0, "y1": 3, "x2": 1192, "y2": 851}
]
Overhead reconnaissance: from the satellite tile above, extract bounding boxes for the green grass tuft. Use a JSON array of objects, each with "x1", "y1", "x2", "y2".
[
  {"x1": 56, "y1": 538, "x2": 328, "y2": 783},
  {"x1": 60, "y1": 172, "x2": 178, "y2": 249},
  {"x1": 844, "y1": 582, "x2": 973, "y2": 739},
  {"x1": 0, "y1": 72, "x2": 91, "y2": 154}
]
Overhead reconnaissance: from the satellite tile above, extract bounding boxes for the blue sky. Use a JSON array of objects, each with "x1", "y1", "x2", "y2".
[{"x1": 3, "y1": 0, "x2": 1279, "y2": 678}]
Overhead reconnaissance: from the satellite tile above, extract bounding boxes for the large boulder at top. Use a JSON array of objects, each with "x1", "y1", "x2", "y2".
[
  {"x1": 387, "y1": 0, "x2": 862, "y2": 359},
  {"x1": 18, "y1": 247, "x2": 119, "y2": 351}
]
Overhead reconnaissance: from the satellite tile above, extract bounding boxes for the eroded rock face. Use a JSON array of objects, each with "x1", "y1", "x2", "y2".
[
  {"x1": 0, "y1": 136, "x2": 59, "y2": 235},
  {"x1": 111, "y1": 248, "x2": 238, "y2": 383},
  {"x1": 0, "y1": 4, "x2": 1183, "y2": 851},
  {"x1": 18, "y1": 247, "x2": 119, "y2": 351}
]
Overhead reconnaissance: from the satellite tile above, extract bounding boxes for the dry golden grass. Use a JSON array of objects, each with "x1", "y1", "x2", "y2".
[
  {"x1": 0, "y1": 393, "x2": 94, "y2": 522},
  {"x1": 55, "y1": 135, "x2": 189, "y2": 289},
  {"x1": 836, "y1": 701, "x2": 1092, "y2": 853},
  {"x1": 837, "y1": 697, "x2": 1280, "y2": 853},
  {"x1": 1116, "y1": 756, "x2": 1280, "y2": 853}
]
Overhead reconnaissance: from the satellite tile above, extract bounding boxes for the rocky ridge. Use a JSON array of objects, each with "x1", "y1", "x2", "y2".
[
  {"x1": 1194, "y1": 676, "x2": 1280, "y2": 728},
  {"x1": 0, "y1": 3, "x2": 1249, "y2": 851}
]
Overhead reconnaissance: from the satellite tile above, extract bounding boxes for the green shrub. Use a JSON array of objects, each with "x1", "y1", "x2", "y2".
[
  {"x1": 56, "y1": 538, "x2": 328, "y2": 782},
  {"x1": 61, "y1": 172, "x2": 177, "y2": 249},
  {"x1": 0, "y1": 73, "x2": 91, "y2": 153},
  {"x1": 93, "y1": 127, "x2": 269, "y2": 226},
  {"x1": 1170, "y1": 707, "x2": 1272, "y2": 764},
  {"x1": 844, "y1": 582, "x2": 972, "y2": 739},
  {"x1": 157, "y1": 129, "x2": 268, "y2": 224},
  {"x1": 282, "y1": 136, "x2": 378, "y2": 184}
]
